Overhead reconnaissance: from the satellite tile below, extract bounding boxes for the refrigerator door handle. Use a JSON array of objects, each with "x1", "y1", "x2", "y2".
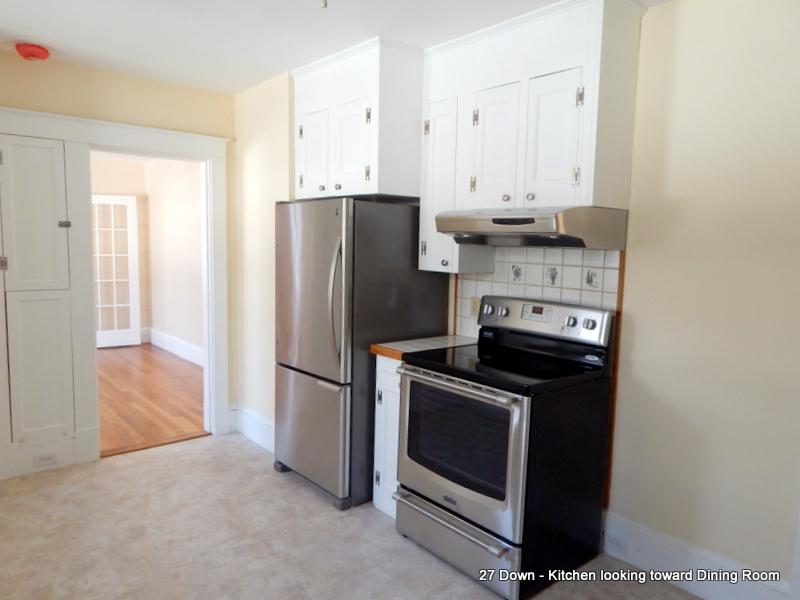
[{"x1": 328, "y1": 237, "x2": 343, "y2": 363}]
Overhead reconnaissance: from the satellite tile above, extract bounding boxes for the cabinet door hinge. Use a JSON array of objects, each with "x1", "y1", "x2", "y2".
[
  {"x1": 469, "y1": 176, "x2": 476, "y2": 192},
  {"x1": 366, "y1": 107, "x2": 372, "y2": 123},
  {"x1": 299, "y1": 125, "x2": 304, "y2": 139},
  {"x1": 472, "y1": 109, "x2": 479, "y2": 126},
  {"x1": 377, "y1": 390, "x2": 383, "y2": 405},
  {"x1": 0, "y1": 151, "x2": 3, "y2": 165},
  {"x1": 375, "y1": 470, "x2": 381, "y2": 485},
  {"x1": 576, "y1": 87, "x2": 585, "y2": 107},
  {"x1": 0, "y1": 257, "x2": 8, "y2": 270},
  {"x1": 572, "y1": 167, "x2": 581, "y2": 185},
  {"x1": 58, "y1": 221, "x2": 71, "y2": 228},
  {"x1": 421, "y1": 240, "x2": 427, "y2": 256},
  {"x1": 424, "y1": 120, "x2": 430, "y2": 135},
  {"x1": 299, "y1": 174, "x2": 304, "y2": 188},
  {"x1": 365, "y1": 165, "x2": 371, "y2": 181}
]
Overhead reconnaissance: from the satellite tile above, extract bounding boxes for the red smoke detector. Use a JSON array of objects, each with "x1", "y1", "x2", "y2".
[{"x1": 16, "y1": 43, "x2": 50, "y2": 61}]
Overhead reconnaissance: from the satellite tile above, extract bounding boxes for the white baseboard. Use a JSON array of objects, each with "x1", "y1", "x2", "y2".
[
  {"x1": 150, "y1": 328, "x2": 204, "y2": 367},
  {"x1": 603, "y1": 512, "x2": 789, "y2": 600},
  {"x1": 140, "y1": 327, "x2": 151, "y2": 343},
  {"x1": 229, "y1": 404, "x2": 274, "y2": 453}
]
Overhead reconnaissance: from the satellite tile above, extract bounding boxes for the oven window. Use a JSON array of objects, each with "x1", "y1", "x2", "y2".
[{"x1": 407, "y1": 381, "x2": 510, "y2": 501}]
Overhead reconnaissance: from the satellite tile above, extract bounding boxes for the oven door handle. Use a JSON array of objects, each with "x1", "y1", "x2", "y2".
[
  {"x1": 393, "y1": 490, "x2": 510, "y2": 558},
  {"x1": 396, "y1": 366, "x2": 524, "y2": 407}
]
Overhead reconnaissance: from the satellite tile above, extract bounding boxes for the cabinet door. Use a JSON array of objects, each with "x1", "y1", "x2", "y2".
[
  {"x1": 330, "y1": 97, "x2": 370, "y2": 196},
  {"x1": 373, "y1": 356, "x2": 401, "y2": 518},
  {"x1": 523, "y1": 68, "x2": 583, "y2": 207},
  {"x1": 419, "y1": 98, "x2": 458, "y2": 272},
  {"x1": 7, "y1": 290, "x2": 75, "y2": 446},
  {"x1": 0, "y1": 135, "x2": 70, "y2": 291},
  {"x1": 296, "y1": 109, "x2": 329, "y2": 199},
  {"x1": 471, "y1": 82, "x2": 520, "y2": 209},
  {"x1": 0, "y1": 272, "x2": 9, "y2": 448}
]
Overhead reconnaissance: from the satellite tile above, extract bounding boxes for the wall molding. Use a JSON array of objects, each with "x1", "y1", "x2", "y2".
[
  {"x1": 150, "y1": 328, "x2": 204, "y2": 367},
  {"x1": 603, "y1": 512, "x2": 789, "y2": 600},
  {"x1": 229, "y1": 404, "x2": 275, "y2": 453}
]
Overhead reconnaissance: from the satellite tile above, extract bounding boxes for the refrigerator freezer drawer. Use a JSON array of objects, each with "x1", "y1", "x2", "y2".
[{"x1": 275, "y1": 365, "x2": 351, "y2": 499}]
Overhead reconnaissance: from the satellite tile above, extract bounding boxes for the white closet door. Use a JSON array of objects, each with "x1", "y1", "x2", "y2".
[
  {"x1": 92, "y1": 195, "x2": 141, "y2": 348},
  {"x1": 330, "y1": 97, "x2": 370, "y2": 196},
  {"x1": 523, "y1": 68, "x2": 583, "y2": 207},
  {"x1": 7, "y1": 290, "x2": 75, "y2": 445},
  {"x1": 472, "y1": 82, "x2": 520, "y2": 209},
  {"x1": 296, "y1": 109, "x2": 329, "y2": 198},
  {"x1": 0, "y1": 268, "x2": 9, "y2": 447},
  {"x1": 0, "y1": 134, "x2": 70, "y2": 291}
]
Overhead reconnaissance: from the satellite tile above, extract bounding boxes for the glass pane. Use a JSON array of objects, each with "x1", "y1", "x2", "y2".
[
  {"x1": 114, "y1": 230, "x2": 128, "y2": 254},
  {"x1": 116, "y1": 306, "x2": 130, "y2": 330},
  {"x1": 99, "y1": 281, "x2": 115, "y2": 305},
  {"x1": 114, "y1": 256, "x2": 129, "y2": 279},
  {"x1": 98, "y1": 256, "x2": 114, "y2": 280},
  {"x1": 97, "y1": 230, "x2": 113, "y2": 255},
  {"x1": 113, "y1": 204, "x2": 127, "y2": 229},
  {"x1": 100, "y1": 307, "x2": 116, "y2": 331},
  {"x1": 96, "y1": 204, "x2": 112, "y2": 228},
  {"x1": 115, "y1": 281, "x2": 130, "y2": 305}
]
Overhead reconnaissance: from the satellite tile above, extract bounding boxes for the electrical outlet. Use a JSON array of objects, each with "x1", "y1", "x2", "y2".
[
  {"x1": 32, "y1": 453, "x2": 57, "y2": 468},
  {"x1": 470, "y1": 296, "x2": 481, "y2": 318},
  {"x1": 605, "y1": 533, "x2": 629, "y2": 557}
]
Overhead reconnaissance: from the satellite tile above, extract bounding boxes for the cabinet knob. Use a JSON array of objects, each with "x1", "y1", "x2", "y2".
[
  {"x1": 335, "y1": 184, "x2": 342, "y2": 190},
  {"x1": 319, "y1": 185, "x2": 326, "y2": 191},
  {"x1": 526, "y1": 193, "x2": 535, "y2": 200},
  {"x1": 441, "y1": 260, "x2": 449, "y2": 267},
  {"x1": 502, "y1": 194, "x2": 511, "y2": 202}
]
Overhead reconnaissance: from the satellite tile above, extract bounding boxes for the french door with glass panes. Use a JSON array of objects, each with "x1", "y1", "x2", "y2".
[{"x1": 92, "y1": 195, "x2": 141, "y2": 348}]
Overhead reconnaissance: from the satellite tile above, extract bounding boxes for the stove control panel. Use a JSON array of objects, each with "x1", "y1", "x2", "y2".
[{"x1": 478, "y1": 296, "x2": 613, "y2": 347}]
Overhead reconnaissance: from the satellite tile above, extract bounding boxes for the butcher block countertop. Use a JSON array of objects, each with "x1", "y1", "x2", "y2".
[{"x1": 370, "y1": 335, "x2": 477, "y2": 361}]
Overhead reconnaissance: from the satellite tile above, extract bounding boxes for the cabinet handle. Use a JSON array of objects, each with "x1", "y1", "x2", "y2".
[
  {"x1": 526, "y1": 193, "x2": 535, "y2": 201},
  {"x1": 335, "y1": 184, "x2": 342, "y2": 190},
  {"x1": 319, "y1": 185, "x2": 326, "y2": 191},
  {"x1": 502, "y1": 194, "x2": 511, "y2": 202},
  {"x1": 441, "y1": 260, "x2": 449, "y2": 267}
]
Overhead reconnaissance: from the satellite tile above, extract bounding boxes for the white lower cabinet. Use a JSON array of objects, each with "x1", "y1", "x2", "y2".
[{"x1": 373, "y1": 355, "x2": 402, "y2": 518}]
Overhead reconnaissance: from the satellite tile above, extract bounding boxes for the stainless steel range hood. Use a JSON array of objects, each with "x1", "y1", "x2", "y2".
[{"x1": 435, "y1": 206, "x2": 628, "y2": 250}]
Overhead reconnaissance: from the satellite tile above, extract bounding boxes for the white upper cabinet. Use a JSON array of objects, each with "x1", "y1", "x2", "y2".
[{"x1": 293, "y1": 38, "x2": 422, "y2": 200}]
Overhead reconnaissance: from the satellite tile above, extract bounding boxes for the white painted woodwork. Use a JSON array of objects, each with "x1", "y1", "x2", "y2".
[
  {"x1": 0, "y1": 135, "x2": 70, "y2": 291},
  {"x1": 373, "y1": 355, "x2": 402, "y2": 518},
  {"x1": 7, "y1": 290, "x2": 75, "y2": 446},
  {"x1": 524, "y1": 67, "x2": 583, "y2": 207},
  {"x1": 292, "y1": 38, "x2": 422, "y2": 199},
  {"x1": 92, "y1": 195, "x2": 142, "y2": 348},
  {"x1": 0, "y1": 267, "x2": 9, "y2": 448},
  {"x1": 471, "y1": 82, "x2": 521, "y2": 209}
]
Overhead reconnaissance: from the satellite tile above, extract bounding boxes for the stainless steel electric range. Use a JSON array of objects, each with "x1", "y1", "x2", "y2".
[{"x1": 393, "y1": 296, "x2": 615, "y2": 599}]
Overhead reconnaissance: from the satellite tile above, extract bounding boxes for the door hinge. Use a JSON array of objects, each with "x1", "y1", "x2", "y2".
[
  {"x1": 375, "y1": 470, "x2": 381, "y2": 485},
  {"x1": 0, "y1": 257, "x2": 8, "y2": 271},
  {"x1": 421, "y1": 240, "x2": 427, "y2": 256},
  {"x1": 576, "y1": 87, "x2": 585, "y2": 107},
  {"x1": 365, "y1": 165, "x2": 371, "y2": 181},
  {"x1": 366, "y1": 107, "x2": 372, "y2": 123},
  {"x1": 472, "y1": 109, "x2": 479, "y2": 126},
  {"x1": 377, "y1": 390, "x2": 383, "y2": 405},
  {"x1": 299, "y1": 125, "x2": 304, "y2": 139},
  {"x1": 58, "y1": 220, "x2": 71, "y2": 228},
  {"x1": 299, "y1": 174, "x2": 304, "y2": 188},
  {"x1": 423, "y1": 120, "x2": 430, "y2": 135},
  {"x1": 572, "y1": 167, "x2": 581, "y2": 185},
  {"x1": 469, "y1": 176, "x2": 476, "y2": 192},
  {"x1": 0, "y1": 151, "x2": 3, "y2": 165}
]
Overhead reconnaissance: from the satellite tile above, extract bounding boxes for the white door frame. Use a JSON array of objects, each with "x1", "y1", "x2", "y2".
[{"x1": 0, "y1": 107, "x2": 230, "y2": 458}]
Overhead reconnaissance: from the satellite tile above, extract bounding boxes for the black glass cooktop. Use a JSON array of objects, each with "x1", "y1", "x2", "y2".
[{"x1": 401, "y1": 340, "x2": 607, "y2": 396}]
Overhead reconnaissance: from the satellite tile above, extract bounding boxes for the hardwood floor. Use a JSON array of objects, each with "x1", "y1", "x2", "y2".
[{"x1": 98, "y1": 343, "x2": 208, "y2": 458}]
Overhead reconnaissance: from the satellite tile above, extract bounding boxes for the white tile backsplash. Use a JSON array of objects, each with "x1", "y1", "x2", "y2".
[{"x1": 456, "y1": 249, "x2": 623, "y2": 335}]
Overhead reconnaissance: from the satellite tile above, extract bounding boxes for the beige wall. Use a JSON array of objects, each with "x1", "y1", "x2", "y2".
[
  {"x1": 146, "y1": 159, "x2": 204, "y2": 348},
  {"x1": 612, "y1": 0, "x2": 800, "y2": 573},
  {"x1": 89, "y1": 158, "x2": 152, "y2": 328},
  {"x1": 231, "y1": 73, "x2": 293, "y2": 419}
]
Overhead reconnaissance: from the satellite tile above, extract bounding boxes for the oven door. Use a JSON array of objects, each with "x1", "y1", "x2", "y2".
[{"x1": 397, "y1": 365, "x2": 529, "y2": 544}]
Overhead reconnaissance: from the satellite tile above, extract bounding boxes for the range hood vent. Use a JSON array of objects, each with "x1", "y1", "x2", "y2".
[{"x1": 435, "y1": 206, "x2": 628, "y2": 250}]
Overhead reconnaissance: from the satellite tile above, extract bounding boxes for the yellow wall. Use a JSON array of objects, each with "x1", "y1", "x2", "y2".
[
  {"x1": 231, "y1": 73, "x2": 293, "y2": 419},
  {"x1": 612, "y1": 0, "x2": 800, "y2": 573}
]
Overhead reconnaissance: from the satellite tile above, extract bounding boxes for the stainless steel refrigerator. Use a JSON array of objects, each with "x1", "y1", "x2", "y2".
[{"x1": 274, "y1": 196, "x2": 449, "y2": 509}]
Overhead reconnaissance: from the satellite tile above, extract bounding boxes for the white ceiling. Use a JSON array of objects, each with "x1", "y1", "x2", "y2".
[{"x1": 1, "y1": 0, "x2": 672, "y2": 95}]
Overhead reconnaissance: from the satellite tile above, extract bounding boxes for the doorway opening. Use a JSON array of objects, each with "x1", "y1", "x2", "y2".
[{"x1": 90, "y1": 151, "x2": 209, "y2": 457}]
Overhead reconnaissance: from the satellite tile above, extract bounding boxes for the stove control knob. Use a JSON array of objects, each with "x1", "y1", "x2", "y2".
[
  {"x1": 483, "y1": 304, "x2": 495, "y2": 315},
  {"x1": 583, "y1": 318, "x2": 597, "y2": 330},
  {"x1": 565, "y1": 315, "x2": 578, "y2": 327},
  {"x1": 498, "y1": 307, "x2": 509, "y2": 317}
]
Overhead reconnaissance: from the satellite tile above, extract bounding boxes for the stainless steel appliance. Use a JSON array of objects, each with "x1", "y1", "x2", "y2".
[
  {"x1": 394, "y1": 296, "x2": 615, "y2": 599},
  {"x1": 274, "y1": 196, "x2": 448, "y2": 509}
]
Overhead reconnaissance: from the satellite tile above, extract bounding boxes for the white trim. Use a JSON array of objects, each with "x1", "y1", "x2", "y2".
[
  {"x1": 292, "y1": 37, "x2": 380, "y2": 78},
  {"x1": 229, "y1": 404, "x2": 275, "y2": 453},
  {"x1": 150, "y1": 329, "x2": 204, "y2": 367},
  {"x1": 790, "y1": 498, "x2": 800, "y2": 600},
  {"x1": 604, "y1": 512, "x2": 789, "y2": 600}
]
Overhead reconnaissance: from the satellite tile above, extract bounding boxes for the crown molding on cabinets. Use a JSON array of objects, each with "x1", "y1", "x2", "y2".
[{"x1": 292, "y1": 36, "x2": 423, "y2": 80}]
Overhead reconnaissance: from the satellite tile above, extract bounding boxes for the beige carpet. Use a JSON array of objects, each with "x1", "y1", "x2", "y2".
[{"x1": 0, "y1": 434, "x2": 701, "y2": 600}]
